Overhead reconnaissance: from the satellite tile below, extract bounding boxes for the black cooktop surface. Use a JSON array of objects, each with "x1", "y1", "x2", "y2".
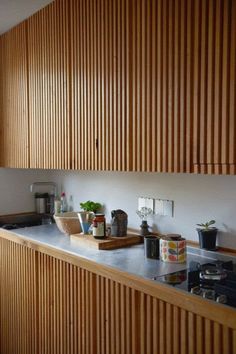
[{"x1": 153, "y1": 259, "x2": 236, "y2": 308}]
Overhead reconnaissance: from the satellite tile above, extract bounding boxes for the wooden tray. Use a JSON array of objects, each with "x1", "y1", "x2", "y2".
[{"x1": 70, "y1": 233, "x2": 143, "y2": 250}]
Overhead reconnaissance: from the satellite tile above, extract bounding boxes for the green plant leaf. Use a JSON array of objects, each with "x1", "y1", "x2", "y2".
[
  {"x1": 80, "y1": 200, "x2": 102, "y2": 212},
  {"x1": 196, "y1": 220, "x2": 216, "y2": 229}
]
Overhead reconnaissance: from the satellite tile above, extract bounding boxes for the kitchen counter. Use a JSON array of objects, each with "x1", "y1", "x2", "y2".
[
  {"x1": 0, "y1": 224, "x2": 236, "y2": 331},
  {"x1": 1, "y1": 223, "x2": 236, "y2": 354},
  {"x1": 1, "y1": 223, "x2": 233, "y2": 281}
]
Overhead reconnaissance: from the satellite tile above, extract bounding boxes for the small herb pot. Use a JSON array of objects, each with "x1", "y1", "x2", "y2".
[{"x1": 197, "y1": 228, "x2": 218, "y2": 251}]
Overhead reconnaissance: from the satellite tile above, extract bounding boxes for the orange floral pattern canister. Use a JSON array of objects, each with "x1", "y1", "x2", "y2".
[{"x1": 160, "y1": 235, "x2": 186, "y2": 263}]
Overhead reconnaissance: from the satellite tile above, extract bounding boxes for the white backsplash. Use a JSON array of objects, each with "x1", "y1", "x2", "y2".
[
  {"x1": 51, "y1": 171, "x2": 236, "y2": 249},
  {"x1": 1, "y1": 168, "x2": 236, "y2": 249},
  {"x1": 0, "y1": 168, "x2": 54, "y2": 214}
]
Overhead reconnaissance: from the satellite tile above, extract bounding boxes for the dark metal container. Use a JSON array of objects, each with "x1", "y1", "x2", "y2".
[{"x1": 144, "y1": 235, "x2": 160, "y2": 259}]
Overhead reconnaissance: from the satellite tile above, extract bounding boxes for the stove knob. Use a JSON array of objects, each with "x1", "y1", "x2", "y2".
[
  {"x1": 190, "y1": 286, "x2": 201, "y2": 295},
  {"x1": 216, "y1": 295, "x2": 227, "y2": 304},
  {"x1": 202, "y1": 290, "x2": 215, "y2": 299}
]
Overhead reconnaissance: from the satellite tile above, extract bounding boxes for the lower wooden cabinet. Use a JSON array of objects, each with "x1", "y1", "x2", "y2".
[{"x1": 0, "y1": 236, "x2": 236, "y2": 354}]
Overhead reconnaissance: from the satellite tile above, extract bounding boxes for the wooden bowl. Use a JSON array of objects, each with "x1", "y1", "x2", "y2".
[{"x1": 54, "y1": 212, "x2": 81, "y2": 235}]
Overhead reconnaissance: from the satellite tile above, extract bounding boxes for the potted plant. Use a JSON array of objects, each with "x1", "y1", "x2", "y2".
[
  {"x1": 78, "y1": 200, "x2": 102, "y2": 234},
  {"x1": 80, "y1": 201, "x2": 102, "y2": 214},
  {"x1": 196, "y1": 220, "x2": 218, "y2": 251}
]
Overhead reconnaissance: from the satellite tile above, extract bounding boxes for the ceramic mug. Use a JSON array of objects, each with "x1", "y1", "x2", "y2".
[
  {"x1": 160, "y1": 238, "x2": 186, "y2": 263},
  {"x1": 144, "y1": 235, "x2": 160, "y2": 259}
]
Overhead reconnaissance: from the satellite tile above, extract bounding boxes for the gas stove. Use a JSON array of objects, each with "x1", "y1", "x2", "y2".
[{"x1": 152, "y1": 259, "x2": 236, "y2": 308}]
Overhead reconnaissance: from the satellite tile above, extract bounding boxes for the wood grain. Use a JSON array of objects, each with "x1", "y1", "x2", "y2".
[
  {"x1": 193, "y1": 0, "x2": 236, "y2": 174},
  {"x1": 0, "y1": 22, "x2": 29, "y2": 168},
  {"x1": 27, "y1": 0, "x2": 70, "y2": 169},
  {"x1": 0, "y1": 0, "x2": 236, "y2": 173},
  {"x1": 70, "y1": 233, "x2": 142, "y2": 250},
  {"x1": 0, "y1": 233, "x2": 236, "y2": 353}
]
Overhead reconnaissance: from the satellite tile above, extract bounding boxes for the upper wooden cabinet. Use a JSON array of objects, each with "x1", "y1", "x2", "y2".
[
  {"x1": 27, "y1": 0, "x2": 70, "y2": 169},
  {"x1": 192, "y1": 0, "x2": 236, "y2": 175},
  {"x1": 128, "y1": 0, "x2": 194, "y2": 173},
  {"x1": 0, "y1": 0, "x2": 236, "y2": 174},
  {"x1": 70, "y1": 0, "x2": 131, "y2": 171},
  {"x1": 0, "y1": 22, "x2": 29, "y2": 168},
  {"x1": 69, "y1": 0, "x2": 194, "y2": 173}
]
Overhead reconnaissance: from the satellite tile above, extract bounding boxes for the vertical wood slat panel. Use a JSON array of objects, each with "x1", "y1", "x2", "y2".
[
  {"x1": 70, "y1": 0, "x2": 130, "y2": 171},
  {"x1": 27, "y1": 0, "x2": 70, "y2": 169},
  {"x1": 69, "y1": 0, "x2": 236, "y2": 174},
  {"x1": 0, "y1": 237, "x2": 236, "y2": 354},
  {"x1": 1, "y1": 0, "x2": 236, "y2": 174},
  {"x1": 0, "y1": 22, "x2": 29, "y2": 168},
  {"x1": 0, "y1": 239, "x2": 37, "y2": 354},
  {"x1": 193, "y1": 0, "x2": 236, "y2": 174}
]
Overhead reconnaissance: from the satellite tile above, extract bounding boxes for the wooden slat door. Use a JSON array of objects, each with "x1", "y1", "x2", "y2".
[
  {"x1": 70, "y1": 0, "x2": 131, "y2": 171},
  {"x1": 27, "y1": 0, "x2": 70, "y2": 169},
  {"x1": 192, "y1": 0, "x2": 236, "y2": 175},
  {"x1": 69, "y1": 0, "x2": 195, "y2": 173},
  {"x1": 0, "y1": 238, "x2": 37, "y2": 354},
  {"x1": 0, "y1": 22, "x2": 29, "y2": 168}
]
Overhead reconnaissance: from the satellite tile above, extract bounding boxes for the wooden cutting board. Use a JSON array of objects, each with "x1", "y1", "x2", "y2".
[{"x1": 70, "y1": 233, "x2": 143, "y2": 250}]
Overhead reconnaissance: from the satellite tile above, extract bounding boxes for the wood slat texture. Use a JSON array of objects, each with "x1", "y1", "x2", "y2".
[
  {"x1": 69, "y1": 0, "x2": 236, "y2": 174},
  {"x1": 193, "y1": 0, "x2": 236, "y2": 174},
  {"x1": 70, "y1": 0, "x2": 131, "y2": 170},
  {"x1": 27, "y1": 0, "x2": 70, "y2": 169},
  {"x1": 0, "y1": 22, "x2": 29, "y2": 168},
  {"x1": 0, "y1": 236, "x2": 236, "y2": 354},
  {"x1": 0, "y1": 0, "x2": 236, "y2": 173},
  {"x1": 0, "y1": 238, "x2": 37, "y2": 354}
]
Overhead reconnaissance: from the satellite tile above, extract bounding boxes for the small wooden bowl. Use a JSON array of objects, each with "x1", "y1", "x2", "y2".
[{"x1": 54, "y1": 212, "x2": 81, "y2": 235}]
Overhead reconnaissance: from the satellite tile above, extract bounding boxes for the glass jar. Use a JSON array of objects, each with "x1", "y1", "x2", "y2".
[{"x1": 92, "y1": 214, "x2": 106, "y2": 239}]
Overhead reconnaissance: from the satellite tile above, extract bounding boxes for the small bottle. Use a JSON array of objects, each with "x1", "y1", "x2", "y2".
[
  {"x1": 60, "y1": 192, "x2": 68, "y2": 213},
  {"x1": 93, "y1": 214, "x2": 106, "y2": 239},
  {"x1": 68, "y1": 195, "x2": 74, "y2": 212},
  {"x1": 54, "y1": 197, "x2": 61, "y2": 214}
]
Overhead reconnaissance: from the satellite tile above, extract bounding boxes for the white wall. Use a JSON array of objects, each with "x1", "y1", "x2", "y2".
[
  {"x1": 51, "y1": 171, "x2": 236, "y2": 249},
  {"x1": 1, "y1": 168, "x2": 236, "y2": 249},
  {"x1": 0, "y1": 168, "x2": 54, "y2": 214}
]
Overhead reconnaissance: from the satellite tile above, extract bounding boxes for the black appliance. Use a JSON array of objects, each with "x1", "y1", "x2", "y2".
[
  {"x1": 152, "y1": 260, "x2": 236, "y2": 308},
  {"x1": 1, "y1": 221, "x2": 42, "y2": 230}
]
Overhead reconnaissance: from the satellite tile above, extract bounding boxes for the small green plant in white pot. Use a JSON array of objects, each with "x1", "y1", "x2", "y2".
[
  {"x1": 78, "y1": 200, "x2": 102, "y2": 234},
  {"x1": 196, "y1": 220, "x2": 218, "y2": 251}
]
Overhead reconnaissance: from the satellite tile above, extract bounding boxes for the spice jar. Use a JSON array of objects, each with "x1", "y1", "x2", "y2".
[{"x1": 93, "y1": 214, "x2": 106, "y2": 239}]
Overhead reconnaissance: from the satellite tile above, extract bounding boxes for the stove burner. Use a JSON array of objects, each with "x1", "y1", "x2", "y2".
[
  {"x1": 153, "y1": 259, "x2": 236, "y2": 308},
  {"x1": 200, "y1": 268, "x2": 227, "y2": 281}
]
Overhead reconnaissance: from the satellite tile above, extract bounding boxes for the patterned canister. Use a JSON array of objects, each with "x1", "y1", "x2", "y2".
[{"x1": 160, "y1": 234, "x2": 186, "y2": 263}]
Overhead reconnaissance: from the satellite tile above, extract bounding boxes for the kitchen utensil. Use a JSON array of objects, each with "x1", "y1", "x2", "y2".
[
  {"x1": 71, "y1": 233, "x2": 142, "y2": 250},
  {"x1": 35, "y1": 193, "x2": 49, "y2": 214}
]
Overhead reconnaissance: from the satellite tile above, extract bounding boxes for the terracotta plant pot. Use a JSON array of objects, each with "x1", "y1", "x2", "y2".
[{"x1": 197, "y1": 228, "x2": 218, "y2": 251}]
